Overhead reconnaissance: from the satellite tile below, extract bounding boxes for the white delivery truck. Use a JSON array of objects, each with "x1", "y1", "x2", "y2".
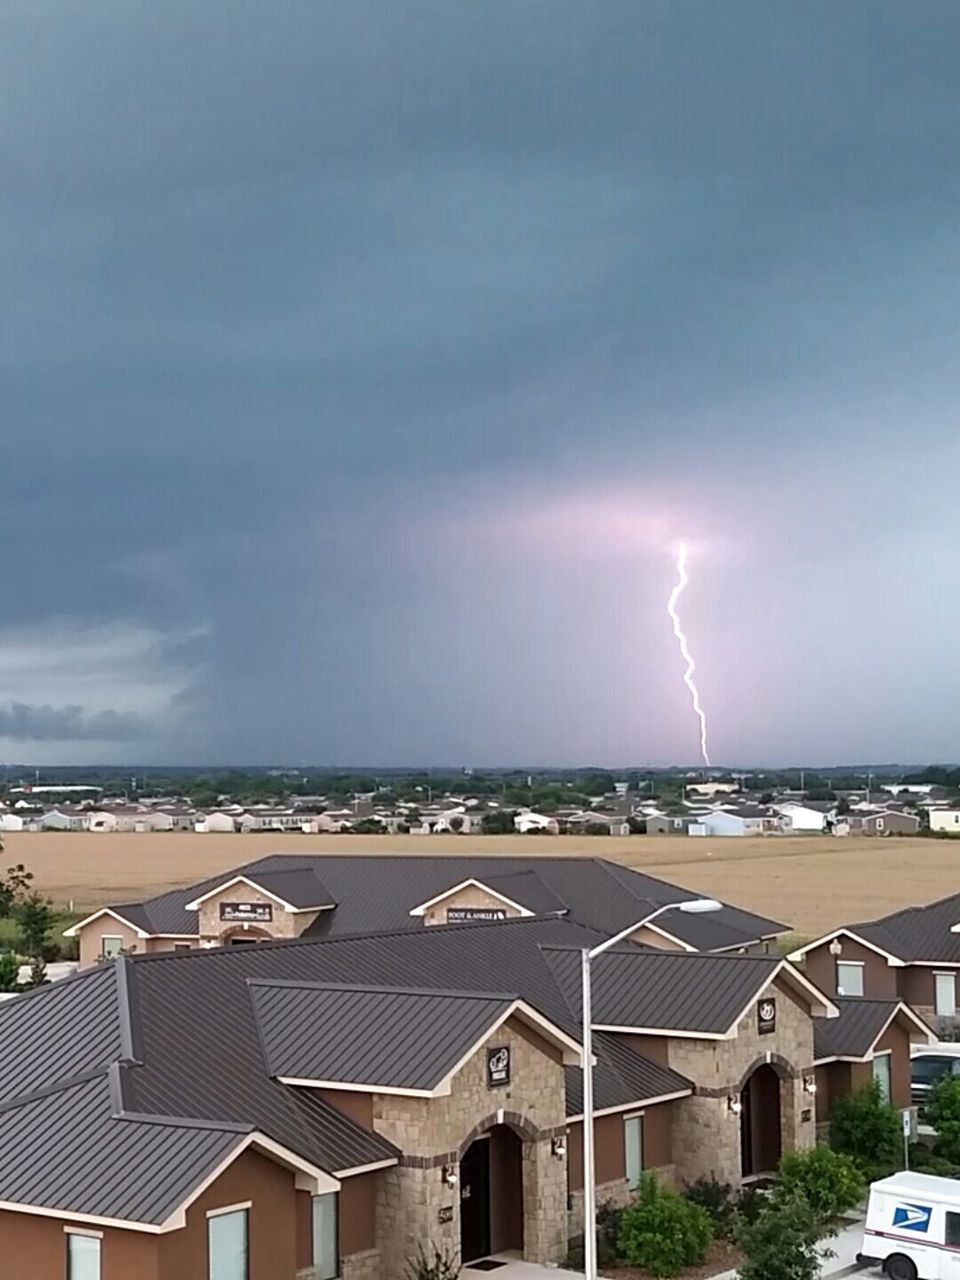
[{"x1": 860, "y1": 1172, "x2": 960, "y2": 1280}]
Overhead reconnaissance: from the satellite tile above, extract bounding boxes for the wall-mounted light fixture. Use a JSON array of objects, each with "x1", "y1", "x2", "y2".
[
  {"x1": 442, "y1": 1165, "x2": 458, "y2": 1186},
  {"x1": 829, "y1": 938, "x2": 843, "y2": 958},
  {"x1": 552, "y1": 1136, "x2": 567, "y2": 1159},
  {"x1": 803, "y1": 1075, "x2": 818, "y2": 1096},
  {"x1": 727, "y1": 1095, "x2": 743, "y2": 1116}
]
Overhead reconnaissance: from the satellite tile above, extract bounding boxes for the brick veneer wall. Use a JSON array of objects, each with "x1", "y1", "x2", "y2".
[
  {"x1": 371, "y1": 1017, "x2": 568, "y2": 1277},
  {"x1": 667, "y1": 977, "x2": 817, "y2": 1186}
]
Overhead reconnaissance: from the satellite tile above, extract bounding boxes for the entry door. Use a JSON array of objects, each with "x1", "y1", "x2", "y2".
[{"x1": 460, "y1": 1139, "x2": 491, "y2": 1263}]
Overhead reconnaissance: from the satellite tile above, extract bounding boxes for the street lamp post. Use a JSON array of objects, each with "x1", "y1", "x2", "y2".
[{"x1": 580, "y1": 898, "x2": 722, "y2": 1280}]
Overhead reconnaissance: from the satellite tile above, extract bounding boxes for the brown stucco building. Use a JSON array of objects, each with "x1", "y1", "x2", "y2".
[{"x1": 0, "y1": 856, "x2": 932, "y2": 1279}]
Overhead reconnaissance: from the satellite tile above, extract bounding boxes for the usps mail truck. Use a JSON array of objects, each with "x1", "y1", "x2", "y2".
[{"x1": 860, "y1": 1172, "x2": 960, "y2": 1280}]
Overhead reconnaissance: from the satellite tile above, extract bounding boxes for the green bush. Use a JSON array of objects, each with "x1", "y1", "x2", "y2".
[
  {"x1": 597, "y1": 1200, "x2": 625, "y2": 1266},
  {"x1": 829, "y1": 1080, "x2": 901, "y2": 1170},
  {"x1": 734, "y1": 1183, "x2": 770, "y2": 1225},
  {"x1": 775, "y1": 1145, "x2": 864, "y2": 1221},
  {"x1": 684, "y1": 1177, "x2": 735, "y2": 1239},
  {"x1": 927, "y1": 1076, "x2": 960, "y2": 1165},
  {"x1": 736, "y1": 1191, "x2": 828, "y2": 1280},
  {"x1": 405, "y1": 1243, "x2": 459, "y2": 1280},
  {"x1": 618, "y1": 1173, "x2": 713, "y2": 1277}
]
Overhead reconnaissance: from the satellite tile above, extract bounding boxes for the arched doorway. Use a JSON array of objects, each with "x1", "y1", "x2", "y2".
[
  {"x1": 740, "y1": 1064, "x2": 782, "y2": 1177},
  {"x1": 221, "y1": 925, "x2": 273, "y2": 946},
  {"x1": 459, "y1": 1125, "x2": 524, "y2": 1264}
]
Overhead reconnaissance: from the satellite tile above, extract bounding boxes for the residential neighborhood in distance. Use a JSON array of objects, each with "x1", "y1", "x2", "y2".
[{"x1": 2, "y1": 764, "x2": 959, "y2": 839}]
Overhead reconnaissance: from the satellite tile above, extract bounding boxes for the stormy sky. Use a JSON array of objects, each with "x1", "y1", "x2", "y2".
[{"x1": 2, "y1": 1, "x2": 959, "y2": 768}]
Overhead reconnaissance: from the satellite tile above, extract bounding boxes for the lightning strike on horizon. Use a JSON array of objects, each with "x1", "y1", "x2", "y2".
[{"x1": 666, "y1": 543, "x2": 710, "y2": 766}]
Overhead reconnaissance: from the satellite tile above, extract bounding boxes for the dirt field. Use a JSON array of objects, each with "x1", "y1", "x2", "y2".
[{"x1": 3, "y1": 831, "x2": 957, "y2": 938}]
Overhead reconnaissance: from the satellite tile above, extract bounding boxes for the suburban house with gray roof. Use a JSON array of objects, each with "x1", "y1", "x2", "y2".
[
  {"x1": 64, "y1": 853, "x2": 787, "y2": 966},
  {"x1": 0, "y1": 893, "x2": 928, "y2": 1280},
  {"x1": 789, "y1": 889, "x2": 960, "y2": 1035}
]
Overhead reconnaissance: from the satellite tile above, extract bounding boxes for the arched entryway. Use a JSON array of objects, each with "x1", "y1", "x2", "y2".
[
  {"x1": 740, "y1": 1064, "x2": 782, "y2": 1177},
  {"x1": 459, "y1": 1125, "x2": 524, "y2": 1264},
  {"x1": 221, "y1": 925, "x2": 273, "y2": 946}
]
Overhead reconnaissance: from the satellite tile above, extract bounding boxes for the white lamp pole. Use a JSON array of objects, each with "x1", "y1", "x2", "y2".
[{"x1": 581, "y1": 898, "x2": 722, "y2": 1280}]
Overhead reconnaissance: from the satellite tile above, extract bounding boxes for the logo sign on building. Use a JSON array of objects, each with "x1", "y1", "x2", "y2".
[
  {"x1": 757, "y1": 999, "x2": 776, "y2": 1035},
  {"x1": 486, "y1": 1045, "x2": 511, "y2": 1088},
  {"x1": 446, "y1": 907, "x2": 508, "y2": 923},
  {"x1": 220, "y1": 902, "x2": 273, "y2": 923},
  {"x1": 892, "y1": 1203, "x2": 932, "y2": 1234},
  {"x1": 438, "y1": 1206, "x2": 454, "y2": 1224}
]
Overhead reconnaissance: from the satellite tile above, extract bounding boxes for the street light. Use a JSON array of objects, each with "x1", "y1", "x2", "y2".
[{"x1": 581, "y1": 898, "x2": 722, "y2": 1280}]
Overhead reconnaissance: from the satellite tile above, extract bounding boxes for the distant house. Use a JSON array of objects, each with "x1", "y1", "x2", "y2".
[
  {"x1": 774, "y1": 802, "x2": 835, "y2": 833},
  {"x1": 839, "y1": 810, "x2": 920, "y2": 837},
  {"x1": 40, "y1": 807, "x2": 90, "y2": 832},
  {"x1": 196, "y1": 810, "x2": 239, "y2": 833},
  {"x1": 643, "y1": 815, "x2": 691, "y2": 835},
  {"x1": 930, "y1": 809, "x2": 960, "y2": 835},
  {"x1": 513, "y1": 810, "x2": 559, "y2": 835},
  {"x1": 0, "y1": 812, "x2": 24, "y2": 832},
  {"x1": 564, "y1": 811, "x2": 630, "y2": 836},
  {"x1": 692, "y1": 806, "x2": 780, "y2": 837}
]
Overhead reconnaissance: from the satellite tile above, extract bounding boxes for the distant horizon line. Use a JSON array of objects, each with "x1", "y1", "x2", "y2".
[{"x1": 0, "y1": 760, "x2": 956, "y2": 775}]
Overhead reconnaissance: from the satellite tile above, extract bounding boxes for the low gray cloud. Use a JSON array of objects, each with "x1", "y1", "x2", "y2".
[{"x1": 0, "y1": 703, "x2": 148, "y2": 743}]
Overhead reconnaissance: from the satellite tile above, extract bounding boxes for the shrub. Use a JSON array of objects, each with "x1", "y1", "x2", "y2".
[
  {"x1": 597, "y1": 1200, "x2": 625, "y2": 1266},
  {"x1": 829, "y1": 1080, "x2": 901, "y2": 1170},
  {"x1": 0, "y1": 950, "x2": 19, "y2": 993},
  {"x1": 736, "y1": 1191, "x2": 828, "y2": 1280},
  {"x1": 685, "y1": 1176, "x2": 735, "y2": 1239},
  {"x1": 618, "y1": 1173, "x2": 713, "y2": 1277},
  {"x1": 405, "y1": 1243, "x2": 459, "y2": 1280},
  {"x1": 775, "y1": 1145, "x2": 864, "y2": 1221},
  {"x1": 927, "y1": 1075, "x2": 960, "y2": 1164},
  {"x1": 734, "y1": 1183, "x2": 770, "y2": 1225}
]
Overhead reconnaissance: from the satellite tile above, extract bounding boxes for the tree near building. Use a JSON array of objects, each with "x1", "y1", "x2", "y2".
[
  {"x1": 926, "y1": 1075, "x2": 960, "y2": 1165},
  {"x1": 480, "y1": 811, "x2": 515, "y2": 834},
  {"x1": 15, "y1": 891, "x2": 56, "y2": 960},
  {"x1": 829, "y1": 1080, "x2": 901, "y2": 1172},
  {"x1": 736, "y1": 1191, "x2": 826, "y2": 1280}
]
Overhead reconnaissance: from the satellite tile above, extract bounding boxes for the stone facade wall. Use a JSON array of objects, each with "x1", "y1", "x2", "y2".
[
  {"x1": 196, "y1": 883, "x2": 321, "y2": 943},
  {"x1": 422, "y1": 883, "x2": 523, "y2": 927},
  {"x1": 667, "y1": 977, "x2": 817, "y2": 1186},
  {"x1": 371, "y1": 1017, "x2": 567, "y2": 1276}
]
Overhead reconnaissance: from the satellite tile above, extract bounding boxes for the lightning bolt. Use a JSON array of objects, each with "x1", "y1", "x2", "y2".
[{"x1": 666, "y1": 543, "x2": 710, "y2": 766}]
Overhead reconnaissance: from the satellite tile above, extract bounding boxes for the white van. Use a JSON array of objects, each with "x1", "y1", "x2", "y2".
[{"x1": 861, "y1": 1172, "x2": 960, "y2": 1280}]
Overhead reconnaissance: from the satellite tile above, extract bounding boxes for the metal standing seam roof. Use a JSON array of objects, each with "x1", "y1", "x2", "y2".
[
  {"x1": 847, "y1": 892, "x2": 960, "y2": 964},
  {"x1": 564, "y1": 1032, "x2": 693, "y2": 1117},
  {"x1": 90, "y1": 854, "x2": 787, "y2": 948},
  {"x1": 813, "y1": 997, "x2": 907, "y2": 1061},
  {"x1": 205, "y1": 867, "x2": 337, "y2": 910},
  {"x1": 542, "y1": 944, "x2": 782, "y2": 1034},
  {"x1": 0, "y1": 1072, "x2": 246, "y2": 1226},
  {"x1": 251, "y1": 982, "x2": 522, "y2": 1090}
]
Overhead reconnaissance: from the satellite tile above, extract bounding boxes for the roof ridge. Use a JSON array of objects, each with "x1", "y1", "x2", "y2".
[
  {"x1": 127, "y1": 911, "x2": 597, "y2": 966},
  {"x1": 0, "y1": 1065, "x2": 108, "y2": 1116},
  {"x1": 246, "y1": 979, "x2": 519, "y2": 1000}
]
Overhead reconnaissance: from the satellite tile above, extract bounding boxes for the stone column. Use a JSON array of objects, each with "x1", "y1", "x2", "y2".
[
  {"x1": 375, "y1": 1161, "x2": 459, "y2": 1280},
  {"x1": 671, "y1": 1095, "x2": 742, "y2": 1187},
  {"x1": 521, "y1": 1136, "x2": 567, "y2": 1264}
]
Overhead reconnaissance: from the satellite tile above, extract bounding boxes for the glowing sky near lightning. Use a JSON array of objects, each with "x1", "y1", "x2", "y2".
[{"x1": 666, "y1": 544, "x2": 710, "y2": 767}]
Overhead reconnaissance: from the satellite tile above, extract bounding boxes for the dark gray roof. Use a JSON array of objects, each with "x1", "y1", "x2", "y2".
[
  {"x1": 543, "y1": 945, "x2": 782, "y2": 1034},
  {"x1": 232, "y1": 867, "x2": 336, "y2": 909},
  {"x1": 252, "y1": 982, "x2": 520, "y2": 1090},
  {"x1": 0, "y1": 1072, "x2": 244, "y2": 1226},
  {"x1": 565, "y1": 1032, "x2": 692, "y2": 1116},
  {"x1": 99, "y1": 854, "x2": 786, "y2": 949},
  {"x1": 842, "y1": 891, "x2": 960, "y2": 964},
  {"x1": 814, "y1": 998, "x2": 904, "y2": 1061}
]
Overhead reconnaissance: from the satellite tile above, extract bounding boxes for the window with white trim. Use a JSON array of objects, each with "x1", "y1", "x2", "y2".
[
  {"x1": 624, "y1": 1114, "x2": 644, "y2": 1189},
  {"x1": 208, "y1": 1206, "x2": 249, "y2": 1280},
  {"x1": 66, "y1": 1231, "x2": 101, "y2": 1280},
  {"x1": 312, "y1": 1191, "x2": 339, "y2": 1280},
  {"x1": 872, "y1": 1051, "x2": 892, "y2": 1103},
  {"x1": 835, "y1": 961, "x2": 864, "y2": 997},
  {"x1": 100, "y1": 935, "x2": 123, "y2": 959},
  {"x1": 936, "y1": 972, "x2": 957, "y2": 1018}
]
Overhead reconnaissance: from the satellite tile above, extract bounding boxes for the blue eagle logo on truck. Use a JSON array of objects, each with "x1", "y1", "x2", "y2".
[{"x1": 892, "y1": 1204, "x2": 932, "y2": 1233}]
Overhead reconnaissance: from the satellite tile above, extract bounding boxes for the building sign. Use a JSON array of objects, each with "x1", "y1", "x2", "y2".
[
  {"x1": 220, "y1": 902, "x2": 273, "y2": 923},
  {"x1": 446, "y1": 907, "x2": 507, "y2": 923},
  {"x1": 438, "y1": 1206, "x2": 454, "y2": 1224},
  {"x1": 757, "y1": 998, "x2": 776, "y2": 1035},
  {"x1": 486, "y1": 1045, "x2": 511, "y2": 1087}
]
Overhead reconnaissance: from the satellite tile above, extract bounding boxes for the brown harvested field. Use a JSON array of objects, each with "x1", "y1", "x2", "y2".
[{"x1": 4, "y1": 831, "x2": 959, "y2": 938}]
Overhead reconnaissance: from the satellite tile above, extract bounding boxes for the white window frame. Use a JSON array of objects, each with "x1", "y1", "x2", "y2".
[
  {"x1": 207, "y1": 1203, "x2": 250, "y2": 1280},
  {"x1": 872, "y1": 1049, "x2": 893, "y2": 1102},
  {"x1": 65, "y1": 1227, "x2": 102, "y2": 1280},
  {"x1": 835, "y1": 959, "x2": 864, "y2": 997},
  {"x1": 936, "y1": 972, "x2": 957, "y2": 1018},
  {"x1": 624, "y1": 1111, "x2": 644, "y2": 1190},
  {"x1": 100, "y1": 935, "x2": 124, "y2": 959},
  {"x1": 312, "y1": 1190, "x2": 340, "y2": 1280}
]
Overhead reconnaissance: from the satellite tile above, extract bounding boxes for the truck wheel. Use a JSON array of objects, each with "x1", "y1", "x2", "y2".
[{"x1": 885, "y1": 1255, "x2": 918, "y2": 1280}]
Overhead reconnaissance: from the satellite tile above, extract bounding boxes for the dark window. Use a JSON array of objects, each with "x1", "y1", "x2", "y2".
[
  {"x1": 947, "y1": 1212, "x2": 960, "y2": 1247},
  {"x1": 912, "y1": 1056, "x2": 955, "y2": 1084}
]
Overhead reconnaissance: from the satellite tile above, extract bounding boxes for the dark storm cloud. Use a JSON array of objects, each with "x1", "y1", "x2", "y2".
[
  {"x1": 3, "y1": 1, "x2": 960, "y2": 764},
  {"x1": 0, "y1": 703, "x2": 147, "y2": 742}
]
